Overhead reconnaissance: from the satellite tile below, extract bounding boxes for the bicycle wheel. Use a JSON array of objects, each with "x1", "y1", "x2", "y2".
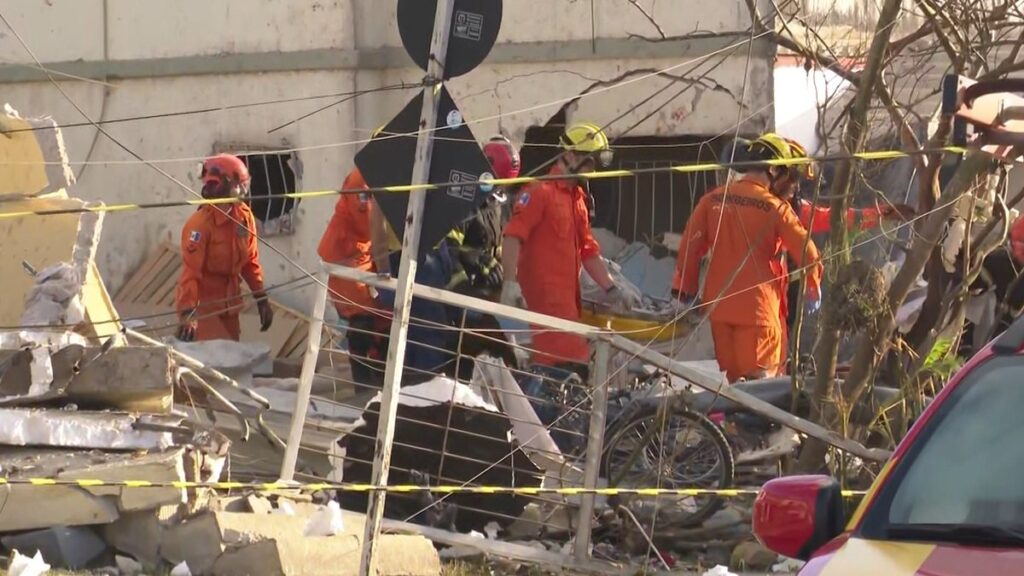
[{"x1": 602, "y1": 404, "x2": 735, "y2": 527}]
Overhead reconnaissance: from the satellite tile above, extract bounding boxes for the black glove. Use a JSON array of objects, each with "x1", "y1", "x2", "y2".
[
  {"x1": 177, "y1": 309, "x2": 197, "y2": 342},
  {"x1": 255, "y1": 295, "x2": 274, "y2": 332}
]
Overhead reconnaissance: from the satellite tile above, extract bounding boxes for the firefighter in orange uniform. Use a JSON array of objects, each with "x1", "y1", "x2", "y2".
[
  {"x1": 317, "y1": 167, "x2": 390, "y2": 387},
  {"x1": 501, "y1": 122, "x2": 639, "y2": 376},
  {"x1": 176, "y1": 154, "x2": 274, "y2": 342},
  {"x1": 673, "y1": 134, "x2": 822, "y2": 382}
]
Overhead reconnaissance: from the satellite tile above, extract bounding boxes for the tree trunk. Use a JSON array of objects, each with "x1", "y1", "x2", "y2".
[
  {"x1": 797, "y1": 0, "x2": 906, "y2": 472},
  {"x1": 840, "y1": 152, "x2": 993, "y2": 404}
]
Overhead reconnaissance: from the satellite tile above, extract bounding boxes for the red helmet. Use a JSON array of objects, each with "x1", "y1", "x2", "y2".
[
  {"x1": 1011, "y1": 215, "x2": 1024, "y2": 264},
  {"x1": 483, "y1": 136, "x2": 521, "y2": 180},
  {"x1": 201, "y1": 154, "x2": 250, "y2": 187}
]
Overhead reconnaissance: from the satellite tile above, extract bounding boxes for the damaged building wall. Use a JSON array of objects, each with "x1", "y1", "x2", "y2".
[{"x1": 0, "y1": 0, "x2": 774, "y2": 313}]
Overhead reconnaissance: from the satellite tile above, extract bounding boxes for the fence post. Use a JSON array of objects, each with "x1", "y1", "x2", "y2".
[
  {"x1": 279, "y1": 270, "x2": 329, "y2": 482},
  {"x1": 574, "y1": 339, "x2": 611, "y2": 562}
]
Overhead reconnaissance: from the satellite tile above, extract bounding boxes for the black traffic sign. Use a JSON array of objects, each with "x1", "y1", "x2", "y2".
[
  {"x1": 355, "y1": 86, "x2": 496, "y2": 257},
  {"x1": 397, "y1": 0, "x2": 503, "y2": 79}
]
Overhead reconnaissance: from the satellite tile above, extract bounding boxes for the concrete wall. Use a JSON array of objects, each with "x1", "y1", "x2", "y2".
[{"x1": 0, "y1": 0, "x2": 774, "y2": 311}]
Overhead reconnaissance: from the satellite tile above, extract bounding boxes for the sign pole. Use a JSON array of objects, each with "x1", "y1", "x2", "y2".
[{"x1": 358, "y1": 1, "x2": 455, "y2": 574}]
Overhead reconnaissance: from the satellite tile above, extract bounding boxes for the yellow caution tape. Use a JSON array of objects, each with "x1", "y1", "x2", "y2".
[
  {"x1": 0, "y1": 477, "x2": 868, "y2": 498},
  {"x1": 0, "y1": 146, "x2": 968, "y2": 220}
]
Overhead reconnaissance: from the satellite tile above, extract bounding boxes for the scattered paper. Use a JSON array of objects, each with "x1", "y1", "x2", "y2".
[
  {"x1": 170, "y1": 560, "x2": 192, "y2": 576},
  {"x1": 8, "y1": 550, "x2": 50, "y2": 576},
  {"x1": 303, "y1": 500, "x2": 344, "y2": 536},
  {"x1": 702, "y1": 565, "x2": 738, "y2": 576}
]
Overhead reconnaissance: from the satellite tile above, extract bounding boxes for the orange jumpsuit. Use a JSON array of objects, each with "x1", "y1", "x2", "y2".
[
  {"x1": 673, "y1": 180, "x2": 822, "y2": 382},
  {"x1": 504, "y1": 165, "x2": 602, "y2": 367},
  {"x1": 176, "y1": 204, "x2": 265, "y2": 341},
  {"x1": 317, "y1": 168, "x2": 380, "y2": 319}
]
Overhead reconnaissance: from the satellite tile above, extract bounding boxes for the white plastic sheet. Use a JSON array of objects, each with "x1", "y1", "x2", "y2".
[
  {"x1": 303, "y1": 500, "x2": 344, "y2": 536},
  {"x1": 8, "y1": 550, "x2": 50, "y2": 576}
]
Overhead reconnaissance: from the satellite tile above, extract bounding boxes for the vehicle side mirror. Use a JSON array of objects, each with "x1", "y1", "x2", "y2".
[{"x1": 752, "y1": 475, "x2": 845, "y2": 561}]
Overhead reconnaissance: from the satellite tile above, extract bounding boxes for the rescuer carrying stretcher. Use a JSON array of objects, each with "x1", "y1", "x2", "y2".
[{"x1": 673, "y1": 133, "x2": 823, "y2": 383}]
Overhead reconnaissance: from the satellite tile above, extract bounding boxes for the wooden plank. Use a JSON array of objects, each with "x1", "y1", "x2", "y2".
[
  {"x1": 153, "y1": 260, "x2": 183, "y2": 306},
  {"x1": 113, "y1": 301, "x2": 178, "y2": 338},
  {"x1": 128, "y1": 250, "x2": 177, "y2": 305},
  {"x1": 280, "y1": 328, "x2": 308, "y2": 360},
  {"x1": 118, "y1": 244, "x2": 174, "y2": 304},
  {"x1": 115, "y1": 243, "x2": 172, "y2": 302},
  {"x1": 144, "y1": 255, "x2": 180, "y2": 305},
  {"x1": 239, "y1": 311, "x2": 298, "y2": 357}
]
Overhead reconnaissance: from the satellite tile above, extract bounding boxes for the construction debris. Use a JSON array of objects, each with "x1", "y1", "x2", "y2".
[
  {"x1": 336, "y1": 376, "x2": 545, "y2": 534},
  {"x1": 1, "y1": 526, "x2": 106, "y2": 570}
]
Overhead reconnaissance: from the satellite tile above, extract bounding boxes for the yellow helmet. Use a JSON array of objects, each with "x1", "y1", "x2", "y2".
[
  {"x1": 560, "y1": 122, "x2": 612, "y2": 166},
  {"x1": 747, "y1": 133, "x2": 815, "y2": 180}
]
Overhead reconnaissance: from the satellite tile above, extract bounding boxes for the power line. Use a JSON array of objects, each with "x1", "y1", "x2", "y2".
[
  {"x1": 0, "y1": 145, "x2": 969, "y2": 220},
  {"x1": 0, "y1": 84, "x2": 421, "y2": 135}
]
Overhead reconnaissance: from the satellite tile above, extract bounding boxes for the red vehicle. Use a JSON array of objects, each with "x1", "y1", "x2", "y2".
[{"x1": 752, "y1": 316, "x2": 1024, "y2": 574}]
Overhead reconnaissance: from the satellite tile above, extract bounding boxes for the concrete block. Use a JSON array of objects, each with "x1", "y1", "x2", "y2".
[
  {"x1": 163, "y1": 510, "x2": 439, "y2": 576},
  {"x1": 160, "y1": 513, "x2": 225, "y2": 575},
  {"x1": 1, "y1": 526, "x2": 106, "y2": 570},
  {"x1": 102, "y1": 510, "x2": 164, "y2": 566},
  {"x1": 213, "y1": 540, "x2": 283, "y2": 576}
]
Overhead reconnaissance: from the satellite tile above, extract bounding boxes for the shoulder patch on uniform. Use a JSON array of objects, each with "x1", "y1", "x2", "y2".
[
  {"x1": 188, "y1": 230, "x2": 201, "y2": 243},
  {"x1": 518, "y1": 192, "x2": 530, "y2": 206}
]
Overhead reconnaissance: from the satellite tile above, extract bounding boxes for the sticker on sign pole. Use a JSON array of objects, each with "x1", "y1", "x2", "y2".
[
  {"x1": 397, "y1": 0, "x2": 502, "y2": 79},
  {"x1": 479, "y1": 172, "x2": 495, "y2": 193}
]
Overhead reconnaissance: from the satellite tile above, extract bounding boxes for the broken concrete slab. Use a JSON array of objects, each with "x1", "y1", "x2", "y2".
[
  {"x1": 160, "y1": 513, "x2": 225, "y2": 575},
  {"x1": 0, "y1": 409, "x2": 178, "y2": 450},
  {"x1": 170, "y1": 340, "x2": 272, "y2": 388},
  {"x1": 0, "y1": 188, "x2": 121, "y2": 340},
  {"x1": 212, "y1": 540, "x2": 282, "y2": 576},
  {"x1": 0, "y1": 104, "x2": 74, "y2": 197},
  {"x1": 161, "y1": 510, "x2": 440, "y2": 576},
  {"x1": 0, "y1": 345, "x2": 175, "y2": 413},
  {"x1": 102, "y1": 509, "x2": 174, "y2": 567},
  {"x1": 1, "y1": 526, "x2": 106, "y2": 570},
  {"x1": 0, "y1": 447, "x2": 198, "y2": 531}
]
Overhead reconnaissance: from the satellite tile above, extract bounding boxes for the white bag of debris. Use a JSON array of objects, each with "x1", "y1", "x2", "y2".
[
  {"x1": 20, "y1": 263, "x2": 85, "y2": 327},
  {"x1": 303, "y1": 500, "x2": 344, "y2": 536},
  {"x1": 8, "y1": 549, "x2": 50, "y2": 576}
]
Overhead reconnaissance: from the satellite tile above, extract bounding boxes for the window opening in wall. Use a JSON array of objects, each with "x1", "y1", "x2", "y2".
[
  {"x1": 213, "y1": 144, "x2": 301, "y2": 237},
  {"x1": 588, "y1": 135, "x2": 734, "y2": 245}
]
